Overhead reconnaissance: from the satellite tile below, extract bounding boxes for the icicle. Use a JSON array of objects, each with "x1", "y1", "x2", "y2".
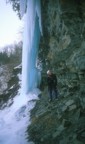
[
  {"x1": 20, "y1": 0, "x2": 27, "y2": 17},
  {"x1": 36, "y1": 0, "x2": 42, "y2": 35},
  {"x1": 21, "y1": 0, "x2": 42, "y2": 94}
]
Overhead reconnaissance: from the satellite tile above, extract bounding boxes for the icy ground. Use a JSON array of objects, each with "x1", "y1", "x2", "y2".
[{"x1": 0, "y1": 71, "x2": 41, "y2": 144}]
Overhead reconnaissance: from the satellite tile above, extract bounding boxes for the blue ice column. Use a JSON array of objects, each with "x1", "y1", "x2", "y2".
[
  {"x1": 27, "y1": 15, "x2": 40, "y2": 91},
  {"x1": 21, "y1": 0, "x2": 41, "y2": 94}
]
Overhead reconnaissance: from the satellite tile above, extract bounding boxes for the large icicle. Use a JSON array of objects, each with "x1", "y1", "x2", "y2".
[
  {"x1": 21, "y1": 0, "x2": 42, "y2": 94},
  {"x1": 20, "y1": 0, "x2": 27, "y2": 17}
]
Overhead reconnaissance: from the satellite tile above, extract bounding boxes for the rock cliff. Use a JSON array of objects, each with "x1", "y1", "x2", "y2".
[
  {"x1": 40, "y1": 0, "x2": 85, "y2": 97},
  {"x1": 28, "y1": 0, "x2": 85, "y2": 144}
]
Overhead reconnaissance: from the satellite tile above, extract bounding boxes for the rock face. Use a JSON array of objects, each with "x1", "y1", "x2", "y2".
[
  {"x1": 28, "y1": 0, "x2": 85, "y2": 144},
  {"x1": 41, "y1": 0, "x2": 85, "y2": 98}
]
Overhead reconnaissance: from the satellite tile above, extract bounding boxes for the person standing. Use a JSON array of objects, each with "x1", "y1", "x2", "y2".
[{"x1": 47, "y1": 70, "x2": 58, "y2": 102}]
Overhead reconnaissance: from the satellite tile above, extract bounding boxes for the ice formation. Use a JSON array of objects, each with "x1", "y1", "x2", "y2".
[{"x1": 20, "y1": 0, "x2": 42, "y2": 94}]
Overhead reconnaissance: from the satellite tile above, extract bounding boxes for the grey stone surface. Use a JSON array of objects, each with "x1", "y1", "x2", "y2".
[{"x1": 28, "y1": 0, "x2": 85, "y2": 144}]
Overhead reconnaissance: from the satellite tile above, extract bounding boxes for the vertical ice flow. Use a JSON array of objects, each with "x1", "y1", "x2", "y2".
[
  {"x1": 20, "y1": 0, "x2": 42, "y2": 94},
  {"x1": 20, "y1": 0, "x2": 27, "y2": 17}
]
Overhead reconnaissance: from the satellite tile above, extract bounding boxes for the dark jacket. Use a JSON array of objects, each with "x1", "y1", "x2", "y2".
[{"x1": 47, "y1": 73, "x2": 57, "y2": 89}]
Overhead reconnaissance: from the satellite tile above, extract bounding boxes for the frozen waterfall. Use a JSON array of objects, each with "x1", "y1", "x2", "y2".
[
  {"x1": 20, "y1": 0, "x2": 42, "y2": 94},
  {"x1": 0, "y1": 1, "x2": 42, "y2": 144}
]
